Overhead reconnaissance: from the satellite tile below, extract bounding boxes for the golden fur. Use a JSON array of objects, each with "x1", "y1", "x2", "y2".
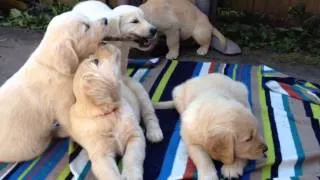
[
  {"x1": 140, "y1": 0, "x2": 227, "y2": 59},
  {"x1": 73, "y1": 1, "x2": 163, "y2": 143},
  {"x1": 0, "y1": 11, "x2": 109, "y2": 162},
  {"x1": 156, "y1": 74, "x2": 267, "y2": 179},
  {"x1": 69, "y1": 45, "x2": 145, "y2": 180}
]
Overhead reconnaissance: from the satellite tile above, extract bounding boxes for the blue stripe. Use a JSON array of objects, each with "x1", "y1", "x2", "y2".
[
  {"x1": 157, "y1": 62, "x2": 203, "y2": 180},
  {"x1": 78, "y1": 162, "x2": 92, "y2": 180},
  {"x1": 6, "y1": 161, "x2": 33, "y2": 179},
  {"x1": 30, "y1": 140, "x2": 68, "y2": 179},
  {"x1": 282, "y1": 96, "x2": 304, "y2": 176},
  {"x1": 157, "y1": 120, "x2": 181, "y2": 180}
]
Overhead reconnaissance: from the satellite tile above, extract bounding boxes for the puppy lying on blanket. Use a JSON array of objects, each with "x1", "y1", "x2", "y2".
[
  {"x1": 140, "y1": 0, "x2": 227, "y2": 59},
  {"x1": 73, "y1": 0, "x2": 163, "y2": 143},
  {"x1": 69, "y1": 44, "x2": 146, "y2": 180},
  {"x1": 155, "y1": 74, "x2": 268, "y2": 179},
  {"x1": 0, "y1": 11, "x2": 111, "y2": 162}
]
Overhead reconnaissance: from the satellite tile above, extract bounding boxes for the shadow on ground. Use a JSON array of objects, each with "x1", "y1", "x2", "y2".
[{"x1": 1, "y1": 27, "x2": 319, "y2": 85}]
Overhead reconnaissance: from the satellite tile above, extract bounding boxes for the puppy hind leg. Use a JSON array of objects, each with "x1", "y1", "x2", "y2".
[
  {"x1": 121, "y1": 134, "x2": 146, "y2": 180},
  {"x1": 124, "y1": 77, "x2": 163, "y2": 143},
  {"x1": 165, "y1": 28, "x2": 180, "y2": 59},
  {"x1": 193, "y1": 23, "x2": 211, "y2": 56}
]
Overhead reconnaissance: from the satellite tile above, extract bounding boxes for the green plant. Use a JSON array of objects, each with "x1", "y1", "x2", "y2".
[{"x1": 0, "y1": 3, "x2": 72, "y2": 30}]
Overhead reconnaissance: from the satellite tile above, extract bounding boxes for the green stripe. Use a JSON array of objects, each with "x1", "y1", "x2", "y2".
[
  {"x1": 57, "y1": 165, "x2": 71, "y2": 180},
  {"x1": 311, "y1": 104, "x2": 320, "y2": 121},
  {"x1": 17, "y1": 157, "x2": 40, "y2": 179},
  {"x1": 258, "y1": 66, "x2": 275, "y2": 179},
  {"x1": 232, "y1": 64, "x2": 238, "y2": 80},
  {"x1": 151, "y1": 61, "x2": 178, "y2": 102},
  {"x1": 127, "y1": 68, "x2": 134, "y2": 76}
]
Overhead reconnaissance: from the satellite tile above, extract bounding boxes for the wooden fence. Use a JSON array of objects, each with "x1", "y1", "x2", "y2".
[{"x1": 229, "y1": 0, "x2": 320, "y2": 16}]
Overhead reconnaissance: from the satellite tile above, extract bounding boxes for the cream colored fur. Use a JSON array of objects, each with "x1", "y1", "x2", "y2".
[
  {"x1": 140, "y1": 0, "x2": 227, "y2": 59},
  {"x1": 73, "y1": 0, "x2": 163, "y2": 143},
  {"x1": 157, "y1": 74, "x2": 267, "y2": 179},
  {"x1": 69, "y1": 45, "x2": 145, "y2": 180},
  {"x1": 0, "y1": 11, "x2": 110, "y2": 162}
]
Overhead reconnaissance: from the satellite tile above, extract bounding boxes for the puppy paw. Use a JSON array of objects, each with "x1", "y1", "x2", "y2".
[
  {"x1": 146, "y1": 125, "x2": 163, "y2": 143},
  {"x1": 121, "y1": 168, "x2": 143, "y2": 180},
  {"x1": 221, "y1": 162, "x2": 245, "y2": 179},
  {"x1": 166, "y1": 51, "x2": 179, "y2": 59},
  {"x1": 196, "y1": 47, "x2": 209, "y2": 56}
]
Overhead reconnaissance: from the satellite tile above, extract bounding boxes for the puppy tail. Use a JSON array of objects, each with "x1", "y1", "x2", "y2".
[
  {"x1": 153, "y1": 101, "x2": 175, "y2": 109},
  {"x1": 212, "y1": 26, "x2": 227, "y2": 51}
]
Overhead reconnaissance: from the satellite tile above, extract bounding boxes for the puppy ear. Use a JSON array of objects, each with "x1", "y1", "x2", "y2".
[
  {"x1": 82, "y1": 73, "x2": 119, "y2": 106},
  {"x1": 207, "y1": 130, "x2": 235, "y2": 165},
  {"x1": 54, "y1": 40, "x2": 79, "y2": 75},
  {"x1": 108, "y1": 15, "x2": 121, "y2": 36}
]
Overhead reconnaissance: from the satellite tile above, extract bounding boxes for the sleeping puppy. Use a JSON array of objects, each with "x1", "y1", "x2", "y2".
[
  {"x1": 140, "y1": 0, "x2": 227, "y2": 59},
  {"x1": 155, "y1": 74, "x2": 268, "y2": 179},
  {"x1": 73, "y1": 0, "x2": 164, "y2": 143},
  {"x1": 0, "y1": 11, "x2": 110, "y2": 162},
  {"x1": 69, "y1": 44, "x2": 145, "y2": 180}
]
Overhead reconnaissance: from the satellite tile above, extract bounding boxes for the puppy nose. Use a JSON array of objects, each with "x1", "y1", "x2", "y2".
[
  {"x1": 149, "y1": 28, "x2": 157, "y2": 36},
  {"x1": 262, "y1": 145, "x2": 268, "y2": 153},
  {"x1": 103, "y1": 18, "x2": 108, "y2": 25}
]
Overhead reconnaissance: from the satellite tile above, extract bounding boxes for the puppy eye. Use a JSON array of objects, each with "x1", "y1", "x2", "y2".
[
  {"x1": 84, "y1": 23, "x2": 90, "y2": 32},
  {"x1": 131, "y1": 19, "x2": 139, "y2": 24},
  {"x1": 245, "y1": 136, "x2": 253, "y2": 142},
  {"x1": 92, "y1": 59, "x2": 99, "y2": 65}
]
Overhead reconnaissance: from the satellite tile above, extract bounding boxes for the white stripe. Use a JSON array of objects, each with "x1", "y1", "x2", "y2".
[
  {"x1": 70, "y1": 150, "x2": 90, "y2": 179},
  {"x1": 167, "y1": 63, "x2": 211, "y2": 179},
  {"x1": 167, "y1": 141, "x2": 188, "y2": 180},
  {"x1": 150, "y1": 58, "x2": 160, "y2": 63},
  {"x1": 266, "y1": 81, "x2": 288, "y2": 95},
  {"x1": 263, "y1": 65, "x2": 274, "y2": 71},
  {"x1": 0, "y1": 163, "x2": 18, "y2": 179},
  {"x1": 198, "y1": 62, "x2": 211, "y2": 76},
  {"x1": 269, "y1": 92, "x2": 298, "y2": 177},
  {"x1": 132, "y1": 68, "x2": 148, "y2": 81}
]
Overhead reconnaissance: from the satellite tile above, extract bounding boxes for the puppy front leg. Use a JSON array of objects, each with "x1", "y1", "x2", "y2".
[
  {"x1": 121, "y1": 133, "x2": 146, "y2": 180},
  {"x1": 89, "y1": 152, "x2": 121, "y2": 180},
  {"x1": 221, "y1": 158, "x2": 247, "y2": 179},
  {"x1": 187, "y1": 145, "x2": 219, "y2": 180},
  {"x1": 124, "y1": 77, "x2": 163, "y2": 143},
  {"x1": 165, "y1": 28, "x2": 180, "y2": 59}
]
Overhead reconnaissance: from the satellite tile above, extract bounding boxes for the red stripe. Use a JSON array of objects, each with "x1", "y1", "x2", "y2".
[
  {"x1": 182, "y1": 158, "x2": 196, "y2": 179},
  {"x1": 279, "y1": 83, "x2": 301, "y2": 100},
  {"x1": 26, "y1": 141, "x2": 63, "y2": 180},
  {"x1": 209, "y1": 61, "x2": 216, "y2": 73}
]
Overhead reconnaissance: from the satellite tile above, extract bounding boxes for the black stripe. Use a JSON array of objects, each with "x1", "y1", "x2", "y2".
[
  {"x1": 65, "y1": 172, "x2": 74, "y2": 180},
  {"x1": 143, "y1": 60, "x2": 198, "y2": 180},
  {"x1": 69, "y1": 144, "x2": 83, "y2": 163},
  {"x1": 129, "y1": 67, "x2": 139, "y2": 77},
  {"x1": 303, "y1": 102, "x2": 320, "y2": 145},
  {"x1": 263, "y1": 77, "x2": 282, "y2": 178},
  {"x1": 148, "y1": 60, "x2": 171, "y2": 98}
]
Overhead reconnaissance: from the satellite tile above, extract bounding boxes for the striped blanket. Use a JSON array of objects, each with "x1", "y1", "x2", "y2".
[{"x1": 0, "y1": 60, "x2": 319, "y2": 180}]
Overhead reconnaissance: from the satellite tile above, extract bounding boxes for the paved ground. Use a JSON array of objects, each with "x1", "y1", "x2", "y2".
[{"x1": 1, "y1": 27, "x2": 319, "y2": 85}]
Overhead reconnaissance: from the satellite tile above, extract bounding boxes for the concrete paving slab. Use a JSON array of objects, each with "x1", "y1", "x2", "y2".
[{"x1": 0, "y1": 27, "x2": 319, "y2": 85}]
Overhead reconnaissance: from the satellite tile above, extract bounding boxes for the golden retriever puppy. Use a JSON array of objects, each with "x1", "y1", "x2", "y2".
[
  {"x1": 0, "y1": 11, "x2": 110, "y2": 162},
  {"x1": 73, "y1": 0, "x2": 164, "y2": 143},
  {"x1": 140, "y1": 0, "x2": 227, "y2": 59},
  {"x1": 155, "y1": 74, "x2": 268, "y2": 179},
  {"x1": 69, "y1": 44, "x2": 145, "y2": 180}
]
